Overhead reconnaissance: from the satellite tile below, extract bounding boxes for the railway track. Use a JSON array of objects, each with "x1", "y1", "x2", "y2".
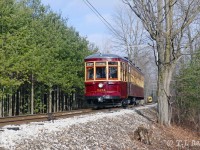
[
  {"x1": 0, "y1": 104, "x2": 155, "y2": 127},
  {"x1": 0, "y1": 109, "x2": 93, "y2": 127}
]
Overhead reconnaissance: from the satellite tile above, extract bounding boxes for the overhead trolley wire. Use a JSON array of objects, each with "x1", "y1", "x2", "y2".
[{"x1": 83, "y1": 0, "x2": 122, "y2": 38}]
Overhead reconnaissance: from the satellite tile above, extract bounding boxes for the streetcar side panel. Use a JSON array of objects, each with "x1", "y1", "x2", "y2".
[{"x1": 127, "y1": 63, "x2": 144, "y2": 100}]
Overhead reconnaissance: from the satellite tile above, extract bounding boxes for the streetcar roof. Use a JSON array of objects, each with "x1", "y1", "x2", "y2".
[{"x1": 85, "y1": 53, "x2": 127, "y2": 61}]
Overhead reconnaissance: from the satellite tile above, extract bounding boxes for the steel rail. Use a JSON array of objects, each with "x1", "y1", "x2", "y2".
[
  {"x1": 0, "y1": 109, "x2": 93, "y2": 127},
  {"x1": 0, "y1": 104, "x2": 155, "y2": 127}
]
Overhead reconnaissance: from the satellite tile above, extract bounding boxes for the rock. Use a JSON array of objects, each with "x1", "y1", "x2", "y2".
[{"x1": 134, "y1": 125, "x2": 153, "y2": 145}]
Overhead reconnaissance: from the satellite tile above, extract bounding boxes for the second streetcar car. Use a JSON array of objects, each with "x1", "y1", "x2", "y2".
[{"x1": 84, "y1": 53, "x2": 144, "y2": 108}]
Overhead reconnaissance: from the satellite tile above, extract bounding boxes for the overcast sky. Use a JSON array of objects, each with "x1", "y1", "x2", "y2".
[{"x1": 41, "y1": 0, "x2": 122, "y2": 52}]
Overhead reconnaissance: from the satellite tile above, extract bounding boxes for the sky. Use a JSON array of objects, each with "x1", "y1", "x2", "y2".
[{"x1": 41, "y1": 0, "x2": 123, "y2": 52}]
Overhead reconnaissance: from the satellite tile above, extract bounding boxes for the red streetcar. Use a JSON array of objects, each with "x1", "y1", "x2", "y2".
[{"x1": 84, "y1": 53, "x2": 144, "y2": 108}]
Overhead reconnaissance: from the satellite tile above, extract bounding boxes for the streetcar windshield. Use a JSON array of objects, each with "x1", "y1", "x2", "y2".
[
  {"x1": 85, "y1": 61, "x2": 119, "y2": 81},
  {"x1": 96, "y1": 67, "x2": 106, "y2": 79},
  {"x1": 87, "y1": 68, "x2": 94, "y2": 79},
  {"x1": 109, "y1": 66, "x2": 117, "y2": 78},
  {"x1": 108, "y1": 62, "x2": 118, "y2": 79},
  {"x1": 86, "y1": 62, "x2": 94, "y2": 80}
]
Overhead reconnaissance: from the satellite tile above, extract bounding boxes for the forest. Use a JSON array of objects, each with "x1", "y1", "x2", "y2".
[
  {"x1": 173, "y1": 52, "x2": 200, "y2": 131},
  {"x1": 0, "y1": 0, "x2": 95, "y2": 117}
]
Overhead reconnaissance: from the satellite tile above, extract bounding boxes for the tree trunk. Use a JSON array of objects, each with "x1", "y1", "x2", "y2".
[
  {"x1": 31, "y1": 74, "x2": 34, "y2": 114},
  {"x1": 2, "y1": 97, "x2": 4, "y2": 117},
  {"x1": 6, "y1": 95, "x2": 8, "y2": 116},
  {"x1": 42, "y1": 92, "x2": 44, "y2": 113},
  {"x1": 156, "y1": 0, "x2": 174, "y2": 126},
  {"x1": 14, "y1": 94, "x2": 16, "y2": 116},
  {"x1": 72, "y1": 93, "x2": 76, "y2": 109},
  {"x1": 48, "y1": 88, "x2": 52, "y2": 113},
  {"x1": 53, "y1": 90, "x2": 56, "y2": 112},
  {"x1": 63, "y1": 93, "x2": 66, "y2": 111},
  {"x1": 19, "y1": 90, "x2": 21, "y2": 115},
  {"x1": 0, "y1": 99, "x2": 2, "y2": 117},
  {"x1": 157, "y1": 63, "x2": 175, "y2": 125},
  {"x1": 16, "y1": 91, "x2": 19, "y2": 116},
  {"x1": 57, "y1": 87, "x2": 59, "y2": 112},
  {"x1": 187, "y1": 27, "x2": 194, "y2": 60},
  {"x1": 9, "y1": 95, "x2": 12, "y2": 116},
  {"x1": 28, "y1": 96, "x2": 30, "y2": 114}
]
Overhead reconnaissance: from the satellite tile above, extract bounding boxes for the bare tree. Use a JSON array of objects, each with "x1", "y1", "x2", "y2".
[
  {"x1": 111, "y1": 5, "x2": 158, "y2": 103},
  {"x1": 101, "y1": 38, "x2": 113, "y2": 54},
  {"x1": 123, "y1": 0, "x2": 200, "y2": 126},
  {"x1": 112, "y1": 6, "x2": 146, "y2": 65}
]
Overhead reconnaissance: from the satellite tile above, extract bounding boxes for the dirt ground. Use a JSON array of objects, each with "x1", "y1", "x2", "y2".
[{"x1": 129, "y1": 108, "x2": 200, "y2": 150}]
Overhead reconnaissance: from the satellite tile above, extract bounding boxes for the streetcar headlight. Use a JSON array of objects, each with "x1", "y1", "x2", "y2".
[
  {"x1": 98, "y1": 83, "x2": 103, "y2": 88},
  {"x1": 98, "y1": 97, "x2": 103, "y2": 102}
]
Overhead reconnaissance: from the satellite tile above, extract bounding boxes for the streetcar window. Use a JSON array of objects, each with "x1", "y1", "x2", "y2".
[
  {"x1": 125, "y1": 64, "x2": 128, "y2": 81},
  {"x1": 109, "y1": 67, "x2": 118, "y2": 78},
  {"x1": 96, "y1": 67, "x2": 106, "y2": 79},
  {"x1": 108, "y1": 62, "x2": 118, "y2": 65},
  {"x1": 96, "y1": 62, "x2": 106, "y2": 66},
  {"x1": 87, "y1": 68, "x2": 94, "y2": 79},
  {"x1": 86, "y1": 62, "x2": 94, "y2": 66},
  {"x1": 120, "y1": 62, "x2": 127, "y2": 81},
  {"x1": 123, "y1": 63, "x2": 126, "y2": 81},
  {"x1": 120, "y1": 62, "x2": 123, "y2": 81}
]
